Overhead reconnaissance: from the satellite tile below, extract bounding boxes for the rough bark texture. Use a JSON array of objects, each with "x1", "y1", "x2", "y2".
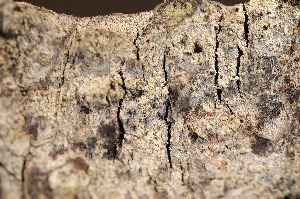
[{"x1": 0, "y1": 0, "x2": 299, "y2": 198}]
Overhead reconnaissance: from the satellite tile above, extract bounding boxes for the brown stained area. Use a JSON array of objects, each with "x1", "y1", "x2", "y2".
[
  {"x1": 67, "y1": 157, "x2": 89, "y2": 173},
  {"x1": 295, "y1": 22, "x2": 300, "y2": 34},
  {"x1": 24, "y1": 166, "x2": 53, "y2": 199},
  {"x1": 154, "y1": 190, "x2": 168, "y2": 199},
  {"x1": 280, "y1": 75, "x2": 299, "y2": 105},
  {"x1": 27, "y1": 123, "x2": 38, "y2": 141}
]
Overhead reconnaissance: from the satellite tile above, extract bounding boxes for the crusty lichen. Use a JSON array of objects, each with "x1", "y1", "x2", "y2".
[{"x1": 155, "y1": 0, "x2": 196, "y2": 30}]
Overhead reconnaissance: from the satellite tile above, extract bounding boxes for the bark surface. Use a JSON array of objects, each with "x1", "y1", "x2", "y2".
[{"x1": 0, "y1": 0, "x2": 299, "y2": 198}]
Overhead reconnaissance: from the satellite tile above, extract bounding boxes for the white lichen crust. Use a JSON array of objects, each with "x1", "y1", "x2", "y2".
[{"x1": 0, "y1": 0, "x2": 299, "y2": 198}]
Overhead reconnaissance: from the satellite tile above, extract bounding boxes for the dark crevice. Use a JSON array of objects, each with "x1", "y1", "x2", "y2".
[
  {"x1": 21, "y1": 156, "x2": 27, "y2": 198},
  {"x1": 149, "y1": 176, "x2": 158, "y2": 192},
  {"x1": 59, "y1": 48, "x2": 71, "y2": 88},
  {"x1": 163, "y1": 51, "x2": 172, "y2": 169},
  {"x1": 118, "y1": 71, "x2": 127, "y2": 95},
  {"x1": 243, "y1": 4, "x2": 249, "y2": 47},
  {"x1": 165, "y1": 99, "x2": 172, "y2": 169},
  {"x1": 133, "y1": 33, "x2": 140, "y2": 61},
  {"x1": 226, "y1": 104, "x2": 234, "y2": 115},
  {"x1": 106, "y1": 95, "x2": 111, "y2": 106},
  {"x1": 163, "y1": 53, "x2": 167, "y2": 86},
  {"x1": 217, "y1": 89, "x2": 222, "y2": 102},
  {"x1": 214, "y1": 15, "x2": 223, "y2": 87},
  {"x1": 214, "y1": 37, "x2": 220, "y2": 85},
  {"x1": 214, "y1": 15, "x2": 234, "y2": 115},
  {"x1": 180, "y1": 162, "x2": 184, "y2": 183},
  {"x1": 237, "y1": 46, "x2": 243, "y2": 93},
  {"x1": 114, "y1": 71, "x2": 127, "y2": 159}
]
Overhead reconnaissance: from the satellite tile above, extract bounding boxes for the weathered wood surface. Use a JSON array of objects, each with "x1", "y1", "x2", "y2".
[{"x1": 0, "y1": 0, "x2": 299, "y2": 198}]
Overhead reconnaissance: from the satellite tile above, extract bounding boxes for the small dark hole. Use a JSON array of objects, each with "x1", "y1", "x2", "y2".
[
  {"x1": 191, "y1": 132, "x2": 199, "y2": 142},
  {"x1": 194, "y1": 42, "x2": 202, "y2": 53},
  {"x1": 80, "y1": 105, "x2": 92, "y2": 114}
]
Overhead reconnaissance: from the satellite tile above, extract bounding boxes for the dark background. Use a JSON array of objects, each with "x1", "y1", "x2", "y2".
[{"x1": 15, "y1": 0, "x2": 248, "y2": 17}]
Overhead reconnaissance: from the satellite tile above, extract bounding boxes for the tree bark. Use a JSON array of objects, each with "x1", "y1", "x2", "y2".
[{"x1": 0, "y1": 0, "x2": 299, "y2": 198}]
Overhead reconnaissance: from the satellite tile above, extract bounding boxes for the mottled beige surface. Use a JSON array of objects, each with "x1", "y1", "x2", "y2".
[{"x1": 0, "y1": 0, "x2": 299, "y2": 198}]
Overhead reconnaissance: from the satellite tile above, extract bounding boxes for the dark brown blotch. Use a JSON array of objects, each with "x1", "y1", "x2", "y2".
[
  {"x1": 251, "y1": 134, "x2": 273, "y2": 156},
  {"x1": 97, "y1": 123, "x2": 118, "y2": 160},
  {"x1": 68, "y1": 157, "x2": 89, "y2": 173}
]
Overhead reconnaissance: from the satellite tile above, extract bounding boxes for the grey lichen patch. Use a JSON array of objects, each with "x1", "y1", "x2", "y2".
[{"x1": 256, "y1": 94, "x2": 283, "y2": 129}]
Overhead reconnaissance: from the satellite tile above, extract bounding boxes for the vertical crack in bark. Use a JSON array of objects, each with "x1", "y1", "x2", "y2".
[
  {"x1": 21, "y1": 156, "x2": 27, "y2": 198},
  {"x1": 215, "y1": 15, "x2": 223, "y2": 102},
  {"x1": 165, "y1": 100, "x2": 172, "y2": 169},
  {"x1": 237, "y1": 46, "x2": 243, "y2": 94},
  {"x1": 180, "y1": 161, "x2": 184, "y2": 183},
  {"x1": 217, "y1": 88, "x2": 222, "y2": 102},
  {"x1": 243, "y1": 4, "x2": 249, "y2": 47},
  {"x1": 60, "y1": 50, "x2": 70, "y2": 88},
  {"x1": 163, "y1": 54, "x2": 167, "y2": 86},
  {"x1": 214, "y1": 15, "x2": 234, "y2": 115},
  {"x1": 163, "y1": 51, "x2": 172, "y2": 169},
  {"x1": 133, "y1": 33, "x2": 140, "y2": 61},
  {"x1": 114, "y1": 71, "x2": 127, "y2": 159}
]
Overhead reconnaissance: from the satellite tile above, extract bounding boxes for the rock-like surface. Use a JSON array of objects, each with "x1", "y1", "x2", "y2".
[{"x1": 0, "y1": 0, "x2": 299, "y2": 198}]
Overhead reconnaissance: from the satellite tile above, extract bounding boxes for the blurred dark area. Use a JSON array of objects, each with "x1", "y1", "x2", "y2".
[{"x1": 15, "y1": 0, "x2": 249, "y2": 17}]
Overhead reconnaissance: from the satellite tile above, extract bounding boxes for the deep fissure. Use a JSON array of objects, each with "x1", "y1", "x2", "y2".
[
  {"x1": 133, "y1": 33, "x2": 140, "y2": 61},
  {"x1": 217, "y1": 89, "x2": 222, "y2": 102},
  {"x1": 163, "y1": 51, "x2": 172, "y2": 169},
  {"x1": 165, "y1": 99, "x2": 172, "y2": 169},
  {"x1": 60, "y1": 28, "x2": 77, "y2": 89},
  {"x1": 21, "y1": 156, "x2": 27, "y2": 197},
  {"x1": 60, "y1": 47, "x2": 71, "y2": 88},
  {"x1": 214, "y1": 15, "x2": 234, "y2": 115},
  {"x1": 237, "y1": 46, "x2": 243, "y2": 93},
  {"x1": 243, "y1": 4, "x2": 249, "y2": 47},
  {"x1": 163, "y1": 53, "x2": 167, "y2": 85},
  {"x1": 114, "y1": 71, "x2": 127, "y2": 159},
  {"x1": 214, "y1": 15, "x2": 223, "y2": 85},
  {"x1": 215, "y1": 15, "x2": 223, "y2": 102}
]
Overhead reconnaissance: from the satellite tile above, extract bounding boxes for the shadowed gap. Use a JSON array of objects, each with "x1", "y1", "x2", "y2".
[{"x1": 15, "y1": 0, "x2": 249, "y2": 17}]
